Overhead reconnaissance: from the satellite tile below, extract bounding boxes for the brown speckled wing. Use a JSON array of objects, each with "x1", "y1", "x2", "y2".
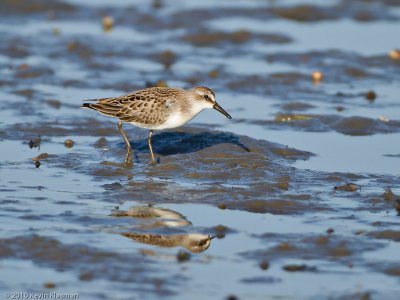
[
  {"x1": 121, "y1": 233, "x2": 182, "y2": 247},
  {"x1": 88, "y1": 87, "x2": 183, "y2": 126}
]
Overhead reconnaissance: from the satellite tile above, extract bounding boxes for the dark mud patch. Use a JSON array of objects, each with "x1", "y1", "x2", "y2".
[
  {"x1": 168, "y1": 7, "x2": 274, "y2": 29},
  {"x1": 384, "y1": 266, "x2": 400, "y2": 277},
  {"x1": 224, "y1": 197, "x2": 327, "y2": 215},
  {"x1": 0, "y1": 0, "x2": 75, "y2": 15},
  {"x1": 182, "y1": 30, "x2": 291, "y2": 47},
  {"x1": 369, "y1": 230, "x2": 400, "y2": 242},
  {"x1": 168, "y1": 1, "x2": 397, "y2": 29},
  {"x1": 357, "y1": 189, "x2": 400, "y2": 214},
  {"x1": 0, "y1": 234, "x2": 177, "y2": 295},
  {"x1": 242, "y1": 233, "x2": 382, "y2": 265},
  {"x1": 269, "y1": 2, "x2": 398, "y2": 22},
  {"x1": 269, "y1": 5, "x2": 336, "y2": 22},
  {"x1": 235, "y1": 114, "x2": 400, "y2": 136},
  {"x1": 266, "y1": 50, "x2": 399, "y2": 84},
  {"x1": 369, "y1": 262, "x2": 400, "y2": 279},
  {"x1": 282, "y1": 264, "x2": 317, "y2": 272},
  {"x1": 14, "y1": 66, "x2": 54, "y2": 80},
  {"x1": 226, "y1": 73, "x2": 311, "y2": 95},
  {"x1": 4, "y1": 120, "x2": 350, "y2": 217},
  {"x1": 3, "y1": 118, "x2": 119, "y2": 140},
  {"x1": 280, "y1": 101, "x2": 316, "y2": 112},
  {"x1": 45, "y1": 127, "x2": 326, "y2": 215},
  {"x1": 0, "y1": 39, "x2": 30, "y2": 58}
]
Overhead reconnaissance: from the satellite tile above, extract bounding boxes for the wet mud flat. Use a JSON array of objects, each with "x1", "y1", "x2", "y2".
[{"x1": 1, "y1": 0, "x2": 400, "y2": 299}]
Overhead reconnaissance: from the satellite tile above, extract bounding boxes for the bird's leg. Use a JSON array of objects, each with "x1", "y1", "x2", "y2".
[
  {"x1": 118, "y1": 121, "x2": 131, "y2": 149},
  {"x1": 124, "y1": 149, "x2": 133, "y2": 167},
  {"x1": 147, "y1": 130, "x2": 156, "y2": 165},
  {"x1": 118, "y1": 121, "x2": 132, "y2": 166}
]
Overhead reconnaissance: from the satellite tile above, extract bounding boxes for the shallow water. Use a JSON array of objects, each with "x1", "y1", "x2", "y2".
[{"x1": 0, "y1": 0, "x2": 400, "y2": 299}]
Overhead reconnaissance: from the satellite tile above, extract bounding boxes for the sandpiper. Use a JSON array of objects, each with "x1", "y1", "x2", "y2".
[
  {"x1": 112, "y1": 205, "x2": 192, "y2": 228},
  {"x1": 121, "y1": 232, "x2": 214, "y2": 253},
  {"x1": 81, "y1": 86, "x2": 231, "y2": 164},
  {"x1": 112, "y1": 204, "x2": 215, "y2": 252}
]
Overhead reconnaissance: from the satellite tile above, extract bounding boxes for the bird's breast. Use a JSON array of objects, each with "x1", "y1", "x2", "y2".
[{"x1": 155, "y1": 112, "x2": 190, "y2": 130}]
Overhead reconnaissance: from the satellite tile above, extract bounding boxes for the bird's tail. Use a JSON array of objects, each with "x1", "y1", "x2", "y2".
[
  {"x1": 81, "y1": 97, "x2": 110, "y2": 109},
  {"x1": 81, "y1": 103, "x2": 93, "y2": 109}
]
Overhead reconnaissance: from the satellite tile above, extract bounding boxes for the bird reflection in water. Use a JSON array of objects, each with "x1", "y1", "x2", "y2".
[
  {"x1": 121, "y1": 232, "x2": 214, "y2": 253},
  {"x1": 111, "y1": 204, "x2": 215, "y2": 253}
]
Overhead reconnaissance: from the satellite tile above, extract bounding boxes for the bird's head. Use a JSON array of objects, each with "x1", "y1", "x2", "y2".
[
  {"x1": 183, "y1": 234, "x2": 215, "y2": 253},
  {"x1": 190, "y1": 86, "x2": 232, "y2": 119}
]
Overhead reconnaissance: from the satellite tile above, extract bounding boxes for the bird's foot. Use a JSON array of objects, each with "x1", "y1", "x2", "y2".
[
  {"x1": 148, "y1": 158, "x2": 157, "y2": 166},
  {"x1": 124, "y1": 148, "x2": 133, "y2": 168},
  {"x1": 124, "y1": 160, "x2": 133, "y2": 168}
]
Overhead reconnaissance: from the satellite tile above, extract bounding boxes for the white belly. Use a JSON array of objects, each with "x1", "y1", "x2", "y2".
[
  {"x1": 128, "y1": 112, "x2": 194, "y2": 130},
  {"x1": 127, "y1": 101, "x2": 209, "y2": 130},
  {"x1": 155, "y1": 112, "x2": 195, "y2": 130}
]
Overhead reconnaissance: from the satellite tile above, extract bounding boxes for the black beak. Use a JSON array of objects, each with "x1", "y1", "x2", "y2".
[
  {"x1": 213, "y1": 102, "x2": 232, "y2": 119},
  {"x1": 208, "y1": 235, "x2": 216, "y2": 240}
]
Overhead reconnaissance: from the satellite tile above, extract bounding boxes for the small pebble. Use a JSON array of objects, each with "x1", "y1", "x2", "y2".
[
  {"x1": 335, "y1": 106, "x2": 345, "y2": 112},
  {"x1": 283, "y1": 264, "x2": 316, "y2": 272},
  {"x1": 94, "y1": 137, "x2": 108, "y2": 148},
  {"x1": 218, "y1": 203, "x2": 227, "y2": 210},
  {"x1": 326, "y1": 228, "x2": 334, "y2": 234},
  {"x1": 67, "y1": 41, "x2": 77, "y2": 51},
  {"x1": 28, "y1": 137, "x2": 41, "y2": 148},
  {"x1": 259, "y1": 260, "x2": 270, "y2": 270},
  {"x1": 155, "y1": 80, "x2": 168, "y2": 87},
  {"x1": 102, "y1": 16, "x2": 114, "y2": 31},
  {"x1": 208, "y1": 69, "x2": 219, "y2": 79},
  {"x1": 159, "y1": 50, "x2": 176, "y2": 70},
  {"x1": 52, "y1": 28, "x2": 61, "y2": 36},
  {"x1": 214, "y1": 225, "x2": 227, "y2": 238},
  {"x1": 176, "y1": 250, "x2": 190, "y2": 262},
  {"x1": 365, "y1": 90, "x2": 377, "y2": 101},
  {"x1": 312, "y1": 71, "x2": 323, "y2": 83},
  {"x1": 19, "y1": 63, "x2": 29, "y2": 70},
  {"x1": 44, "y1": 282, "x2": 56, "y2": 289},
  {"x1": 32, "y1": 153, "x2": 49, "y2": 161},
  {"x1": 389, "y1": 49, "x2": 400, "y2": 60},
  {"x1": 283, "y1": 264, "x2": 306, "y2": 272},
  {"x1": 214, "y1": 225, "x2": 227, "y2": 232},
  {"x1": 383, "y1": 189, "x2": 395, "y2": 201},
  {"x1": 64, "y1": 139, "x2": 74, "y2": 148},
  {"x1": 378, "y1": 116, "x2": 389, "y2": 122},
  {"x1": 334, "y1": 183, "x2": 358, "y2": 192}
]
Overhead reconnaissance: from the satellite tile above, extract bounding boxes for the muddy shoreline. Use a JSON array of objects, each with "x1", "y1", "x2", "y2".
[{"x1": 1, "y1": 0, "x2": 399, "y2": 299}]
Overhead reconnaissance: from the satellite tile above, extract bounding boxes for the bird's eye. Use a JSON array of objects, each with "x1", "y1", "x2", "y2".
[
  {"x1": 204, "y1": 95, "x2": 209, "y2": 100},
  {"x1": 199, "y1": 241, "x2": 205, "y2": 246}
]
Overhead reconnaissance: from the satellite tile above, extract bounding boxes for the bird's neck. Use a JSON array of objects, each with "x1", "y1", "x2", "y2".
[{"x1": 186, "y1": 96, "x2": 208, "y2": 116}]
